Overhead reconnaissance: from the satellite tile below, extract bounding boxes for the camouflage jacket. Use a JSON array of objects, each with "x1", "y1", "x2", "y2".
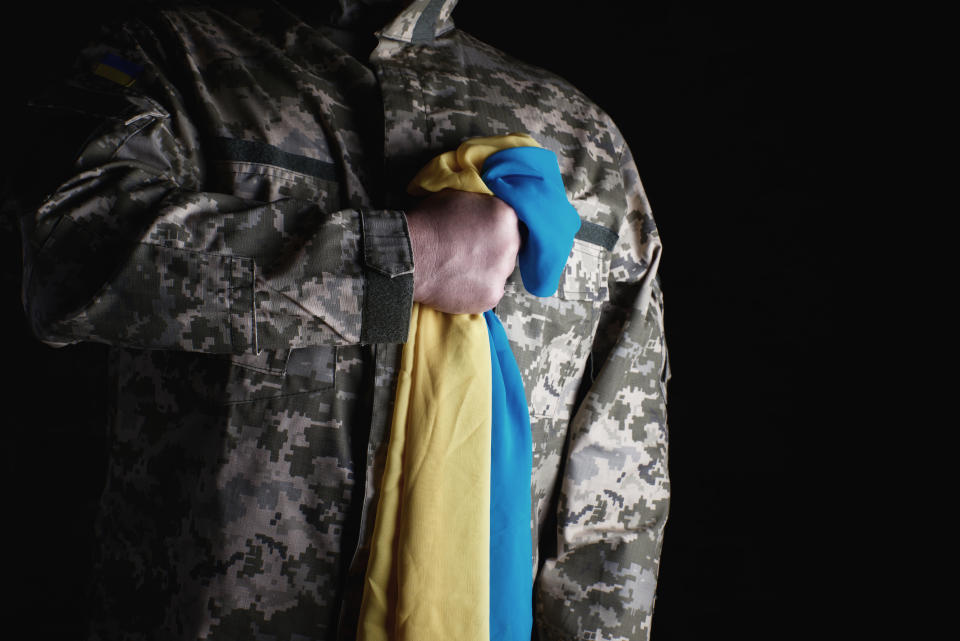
[{"x1": 21, "y1": 1, "x2": 669, "y2": 639}]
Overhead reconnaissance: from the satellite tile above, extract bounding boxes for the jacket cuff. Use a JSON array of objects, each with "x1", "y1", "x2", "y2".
[{"x1": 360, "y1": 209, "x2": 414, "y2": 343}]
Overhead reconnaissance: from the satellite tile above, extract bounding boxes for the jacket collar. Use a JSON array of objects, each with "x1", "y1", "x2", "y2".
[
  {"x1": 377, "y1": 0, "x2": 459, "y2": 44},
  {"x1": 270, "y1": 1, "x2": 458, "y2": 44}
]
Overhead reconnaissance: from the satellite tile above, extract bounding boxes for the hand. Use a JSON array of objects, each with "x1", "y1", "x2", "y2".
[{"x1": 406, "y1": 189, "x2": 521, "y2": 314}]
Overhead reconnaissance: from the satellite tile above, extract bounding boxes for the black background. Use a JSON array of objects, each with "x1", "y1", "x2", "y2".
[{"x1": 2, "y1": 2, "x2": 840, "y2": 639}]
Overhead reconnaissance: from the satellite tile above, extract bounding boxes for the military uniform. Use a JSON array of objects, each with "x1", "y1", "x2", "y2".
[{"x1": 21, "y1": 1, "x2": 669, "y2": 639}]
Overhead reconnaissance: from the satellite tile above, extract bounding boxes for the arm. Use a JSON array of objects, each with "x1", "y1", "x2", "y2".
[
  {"x1": 21, "y1": 20, "x2": 523, "y2": 353},
  {"x1": 535, "y1": 133, "x2": 670, "y2": 641},
  {"x1": 21, "y1": 25, "x2": 414, "y2": 353}
]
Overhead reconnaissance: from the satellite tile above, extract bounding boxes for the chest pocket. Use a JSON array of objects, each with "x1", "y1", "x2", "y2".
[
  {"x1": 500, "y1": 232, "x2": 614, "y2": 420},
  {"x1": 555, "y1": 238, "x2": 611, "y2": 302},
  {"x1": 504, "y1": 237, "x2": 612, "y2": 302}
]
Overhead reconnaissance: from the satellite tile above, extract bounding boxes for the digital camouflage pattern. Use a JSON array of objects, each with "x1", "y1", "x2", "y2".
[{"x1": 20, "y1": 1, "x2": 669, "y2": 639}]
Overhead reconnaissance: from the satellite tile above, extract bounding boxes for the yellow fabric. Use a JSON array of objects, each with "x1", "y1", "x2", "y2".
[
  {"x1": 406, "y1": 133, "x2": 541, "y2": 196},
  {"x1": 358, "y1": 305, "x2": 492, "y2": 641},
  {"x1": 92, "y1": 63, "x2": 137, "y2": 87},
  {"x1": 358, "y1": 133, "x2": 541, "y2": 641}
]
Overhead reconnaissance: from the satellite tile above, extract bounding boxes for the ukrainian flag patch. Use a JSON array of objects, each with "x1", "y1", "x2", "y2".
[{"x1": 92, "y1": 52, "x2": 143, "y2": 87}]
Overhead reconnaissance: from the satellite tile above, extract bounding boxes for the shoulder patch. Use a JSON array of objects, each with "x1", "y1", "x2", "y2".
[{"x1": 92, "y1": 52, "x2": 143, "y2": 87}]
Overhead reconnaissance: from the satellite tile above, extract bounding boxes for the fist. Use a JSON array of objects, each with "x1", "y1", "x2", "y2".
[{"x1": 406, "y1": 189, "x2": 521, "y2": 314}]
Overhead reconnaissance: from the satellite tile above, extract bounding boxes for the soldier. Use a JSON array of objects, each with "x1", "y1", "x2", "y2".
[{"x1": 20, "y1": 1, "x2": 669, "y2": 639}]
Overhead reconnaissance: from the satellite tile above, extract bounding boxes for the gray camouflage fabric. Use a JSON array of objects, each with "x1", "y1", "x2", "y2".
[{"x1": 20, "y1": 1, "x2": 670, "y2": 639}]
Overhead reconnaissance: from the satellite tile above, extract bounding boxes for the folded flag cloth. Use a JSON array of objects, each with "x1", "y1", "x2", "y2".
[{"x1": 357, "y1": 134, "x2": 581, "y2": 641}]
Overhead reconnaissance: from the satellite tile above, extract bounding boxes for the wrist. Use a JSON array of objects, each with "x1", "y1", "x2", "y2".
[{"x1": 405, "y1": 207, "x2": 438, "y2": 303}]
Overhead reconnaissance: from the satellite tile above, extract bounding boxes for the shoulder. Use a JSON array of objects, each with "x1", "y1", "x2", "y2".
[{"x1": 450, "y1": 29, "x2": 627, "y2": 159}]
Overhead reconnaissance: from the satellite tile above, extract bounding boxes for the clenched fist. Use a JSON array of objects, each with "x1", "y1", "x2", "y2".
[{"x1": 406, "y1": 189, "x2": 521, "y2": 314}]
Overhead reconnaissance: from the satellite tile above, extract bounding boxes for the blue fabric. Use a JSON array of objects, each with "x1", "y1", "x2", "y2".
[
  {"x1": 480, "y1": 146, "x2": 581, "y2": 641},
  {"x1": 483, "y1": 310, "x2": 532, "y2": 641},
  {"x1": 99, "y1": 52, "x2": 144, "y2": 78},
  {"x1": 482, "y1": 146, "x2": 582, "y2": 297}
]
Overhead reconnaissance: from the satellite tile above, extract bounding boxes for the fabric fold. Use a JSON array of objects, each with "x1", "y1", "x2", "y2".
[
  {"x1": 358, "y1": 303, "x2": 492, "y2": 641},
  {"x1": 484, "y1": 308, "x2": 533, "y2": 641}
]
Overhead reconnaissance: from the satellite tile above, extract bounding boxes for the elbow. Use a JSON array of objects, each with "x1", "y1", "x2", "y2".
[
  {"x1": 22, "y1": 269, "x2": 81, "y2": 349},
  {"x1": 21, "y1": 235, "x2": 109, "y2": 349}
]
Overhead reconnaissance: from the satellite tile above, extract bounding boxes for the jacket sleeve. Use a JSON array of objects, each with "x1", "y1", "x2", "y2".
[
  {"x1": 535, "y1": 130, "x2": 670, "y2": 641},
  {"x1": 20, "y1": 22, "x2": 413, "y2": 354}
]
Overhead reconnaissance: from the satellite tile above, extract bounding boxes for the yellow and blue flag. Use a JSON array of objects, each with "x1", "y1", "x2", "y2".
[{"x1": 92, "y1": 52, "x2": 143, "y2": 87}]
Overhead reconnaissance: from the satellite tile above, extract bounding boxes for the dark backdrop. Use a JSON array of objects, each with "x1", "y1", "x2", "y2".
[{"x1": 2, "y1": 2, "x2": 840, "y2": 639}]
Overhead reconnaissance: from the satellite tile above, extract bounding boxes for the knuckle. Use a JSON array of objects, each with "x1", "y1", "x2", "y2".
[
  {"x1": 503, "y1": 261, "x2": 517, "y2": 282},
  {"x1": 483, "y1": 282, "x2": 504, "y2": 309},
  {"x1": 490, "y1": 208, "x2": 519, "y2": 245},
  {"x1": 490, "y1": 197, "x2": 516, "y2": 222}
]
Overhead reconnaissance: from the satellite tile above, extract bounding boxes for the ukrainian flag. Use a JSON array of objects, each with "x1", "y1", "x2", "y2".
[
  {"x1": 93, "y1": 52, "x2": 143, "y2": 87},
  {"x1": 358, "y1": 135, "x2": 581, "y2": 641}
]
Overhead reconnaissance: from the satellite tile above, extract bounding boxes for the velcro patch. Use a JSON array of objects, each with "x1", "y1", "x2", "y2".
[{"x1": 92, "y1": 52, "x2": 143, "y2": 87}]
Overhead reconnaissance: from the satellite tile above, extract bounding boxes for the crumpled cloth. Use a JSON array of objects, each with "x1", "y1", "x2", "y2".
[{"x1": 357, "y1": 134, "x2": 580, "y2": 641}]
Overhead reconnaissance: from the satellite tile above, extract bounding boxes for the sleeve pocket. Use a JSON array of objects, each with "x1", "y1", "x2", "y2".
[{"x1": 226, "y1": 345, "x2": 336, "y2": 403}]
